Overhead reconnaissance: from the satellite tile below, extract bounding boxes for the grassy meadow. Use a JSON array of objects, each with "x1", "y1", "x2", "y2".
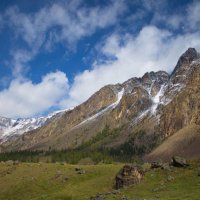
[{"x1": 0, "y1": 161, "x2": 200, "y2": 200}]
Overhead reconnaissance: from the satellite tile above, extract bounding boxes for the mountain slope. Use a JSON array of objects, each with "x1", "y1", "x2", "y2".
[
  {"x1": 0, "y1": 110, "x2": 66, "y2": 143},
  {"x1": 0, "y1": 48, "x2": 200, "y2": 159},
  {"x1": 0, "y1": 71, "x2": 169, "y2": 151},
  {"x1": 158, "y1": 48, "x2": 200, "y2": 137},
  {"x1": 145, "y1": 124, "x2": 200, "y2": 161}
]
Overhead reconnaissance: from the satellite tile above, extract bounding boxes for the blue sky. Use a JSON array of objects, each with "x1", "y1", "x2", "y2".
[{"x1": 0, "y1": 0, "x2": 200, "y2": 118}]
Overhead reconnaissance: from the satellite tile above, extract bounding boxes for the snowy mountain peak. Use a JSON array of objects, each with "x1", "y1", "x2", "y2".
[{"x1": 0, "y1": 109, "x2": 67, "y2": 143}]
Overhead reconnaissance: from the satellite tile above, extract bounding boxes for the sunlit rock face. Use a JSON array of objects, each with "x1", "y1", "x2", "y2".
[{"x1": 0, "y1": 48, "x2": 200, "y2": 154}]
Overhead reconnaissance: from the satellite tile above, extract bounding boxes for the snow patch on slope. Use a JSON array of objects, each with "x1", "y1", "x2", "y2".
[
  {"x1": 78, "y1": 88, "x2": 124, "y2": 126},
  {"x1": 151, "y1": 84, "x2": 165, "y2": 114},
  {"x1": 131, "y1": 84, "x2": 166, "y2": 126},
  {"x1": 0, "y1": 109, "x2": 69, "y2": 143},
  {"x1": 131, "y1": 108, "x2": 151, "y2": 127}
]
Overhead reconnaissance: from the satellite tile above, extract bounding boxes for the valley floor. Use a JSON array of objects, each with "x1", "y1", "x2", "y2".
[{"x1": 0, "y1": 161, "x2": 200, "y2": 200}]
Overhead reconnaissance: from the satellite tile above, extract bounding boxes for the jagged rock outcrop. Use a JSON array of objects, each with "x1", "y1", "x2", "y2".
[{"x1": 171, "y1": 48, "x2": 198, "y2": 83}]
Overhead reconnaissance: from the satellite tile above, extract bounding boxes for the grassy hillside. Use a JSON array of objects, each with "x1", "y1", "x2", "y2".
[
  {"x1": 0, "y1": 161, "x2": 200, "y2": 200},
  {"x1": 146, "y1": 124, "x2": 200, "y2": 162}
]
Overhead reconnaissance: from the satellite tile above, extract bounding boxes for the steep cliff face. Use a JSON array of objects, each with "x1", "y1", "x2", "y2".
[
  {"x1": 0, "y1": 48, "x2": 199, "y2": 156},
  {"x1": 144, "y1": 49, "x2": 200, "y2": 161},
  {"x1": 159, "y1": 49, "x2": 200, "y2": 137}
]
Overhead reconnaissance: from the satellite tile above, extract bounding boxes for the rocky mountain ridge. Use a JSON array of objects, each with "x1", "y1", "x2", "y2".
[
  {"x1": 0, "y1": 109, "x2": 67, "y2": 143},
  {"x1": 0, "y1": 48, "x2": 200, "y2": 160}
]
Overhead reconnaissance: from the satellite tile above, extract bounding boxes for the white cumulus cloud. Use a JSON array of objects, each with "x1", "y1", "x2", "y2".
[
  {"x1": 60, "y1": 26, "x2": 200, "y2": 108},
  {"x1": 0, "y1": 71, "x2": 69, "y2": 118}
]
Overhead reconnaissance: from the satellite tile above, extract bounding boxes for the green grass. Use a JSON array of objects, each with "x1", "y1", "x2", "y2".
[
  {"x1": 0, "y1": 162, "x2": 200, "y2": 200},
  {"x1": 0, "y1": 162, "x2": 122, "y2": 200}
]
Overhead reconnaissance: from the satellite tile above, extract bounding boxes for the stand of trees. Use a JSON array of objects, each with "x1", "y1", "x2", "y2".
[{"x1": 0, "y1": 128, "x2": 160, "y2": 164}]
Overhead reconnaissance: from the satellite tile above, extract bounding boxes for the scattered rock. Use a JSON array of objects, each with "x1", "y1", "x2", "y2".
[
  {"x1": 53, "y1": 171, "x2": 63, "y2": 179},
  {"x1": 63, "y1": 176, "x2": 69, "y2": 181},
  {"x1": 162, "y1": 163, "x2": 171, "y2": 170},
  {"x1": 121, "y1": 194, "x2": 128, "y2": 199},
  {"x1": 75, "y1": 167, "x2": 86, "y2": 174},
  {"x1": 152, "y1": 187, "x2": 159, "y2": 192},
  {"x1": 151, "y1": 160, "x2": 170, "y2": 170},
  {"x1": 5, "y1": 160, "x2": 14, "y2": 165},
  {"x1": 6, "y1": 170, "x2": 12, "y2": 174},
  {"x1": 115, "y1": 164, "x2": 144, "y2": 189},
  {"x1": 171, "y1": 156, "x2": 188, "y2": 167},
  {"x1": 77, "y1": 170, "x2": 86, "y2": 174},
  {"x1": 112, "y1": 190, "x2": 120, "y2": 195},
  {"x1": 91, "y1": 190, "x2": 120, "y2": 200},
  {"x1": 155, "y1": 194, "x2": 160, "y2": 198},
  {"x1": 167, "y1": 175, "x2": 174, "y2": 182},
  {"x1": 188, "y1": 166, "x2": 194, "y2": 170},
  {"x1": 151, "y1": 160, "x2": 164, "y2": 169},
  {"x1": 91, "y1": 193, "x2": 105, "y2": 200},
  {"x1": 152, "y1": 185, "x2": 165, "y2": 192},
  {"x1": 160, "y1": 181, "x2": 165, "y2": 186}
]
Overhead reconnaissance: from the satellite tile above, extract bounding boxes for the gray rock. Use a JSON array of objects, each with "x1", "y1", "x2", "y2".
[
  {"x1": 112, "y1": 190, "x2": 120, "y2": 195},
  {"x1": 172, "y1": 156, "x2": 188, "y2": 167},
  {"x1": 121, "y1": 195, "x2": 128, "y2": 199},
  {"x1": 167, "y1": 175, "x2": 174, "y2": 181},
  {"x1": 77, "y1": 170, "x2": 86, "y2": 174},
  {"x1": 92, "y1": 194, "x2": 105, "y2": 200},
  {"x1": 151, "y1": 160, "x2": 164, "y2": 169}
]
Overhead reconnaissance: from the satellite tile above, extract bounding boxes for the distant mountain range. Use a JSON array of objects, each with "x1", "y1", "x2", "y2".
[
  {"x1": 0, "y1": 48, "x2": 200, "y2": 161},
  {"x1": 0, "y1": 110, "x2": 67, "y2": 143}
]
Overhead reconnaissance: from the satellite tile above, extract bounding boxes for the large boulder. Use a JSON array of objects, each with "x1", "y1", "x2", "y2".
[
  {"x1": 115, "y1": 165, "x2": 144, "y2": 189},
  {"x1": 172, "y1": 156, "x2": 188, "y2": 167}
]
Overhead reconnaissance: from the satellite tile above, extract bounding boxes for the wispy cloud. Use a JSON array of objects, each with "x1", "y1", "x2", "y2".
[
  {"x1": 150, "y1": 0, "x2": 200, "y2": 32},
  {"x1": 2, "y1": 0, "x2": 126, "y2": 77}
]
